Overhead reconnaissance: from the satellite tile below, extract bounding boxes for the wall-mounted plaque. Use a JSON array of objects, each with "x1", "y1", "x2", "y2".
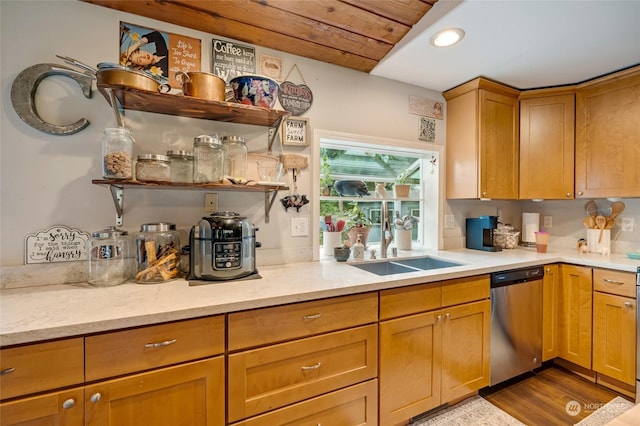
[
  {"x1": 212, "y1": 39, "x2": 256, "y2": 82},
  {"x1": 25, "y1": 225, "x2": 90, "y2": 264},
  {"x1": 120, "y1": 22, "x2": 201, "y2": 88},
  {"x1": 281, "y1": 117, "x2": 310, "y2": 146}
]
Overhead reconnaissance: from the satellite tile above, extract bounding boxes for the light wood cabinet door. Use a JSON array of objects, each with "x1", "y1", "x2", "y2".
[
  {"x1": 444, "y1": 78, "x2": 520, "y2": 199},
  {"x1": 558, "y1": 264, "x2": 593, "y2": 369},
  {"x1": 231, "y1": 380, "x2": 378, "y2": 426},
  {"x1": 228, "y1": 293, "x2": 378, "y2": 350},
  {"x1": 379, "y1": 311, "x2": 441, "y2": 426},
  {"x1": 440, "y1": 300, "x2": 490, "y2": 402},
  {"x1": 519, "y1": 94, "x2": 575, "y2": 199},
  {"x1": 0, "y1": 338, "x2": 84, "y2": 400},
  {"x1": 575, "y1": 67, "x2": 640, "y2": 198},
  {"x1": 228, "y1": 324, "x2": 377, "y2": 422},
  {"x1": 593, "y1": 292, "x2": 636, "y2": 385},
  {"x1": 85, "y1": 357, "x2": 224, "y2": 426},
  {"x1": 593, "y1": 269, "x2": 636, "y2": 298},
  {"x1": 0, "y1": 387, "x2": 84, "y2": 426},
  {"x1": 85, "y1": 316, "x2": 224, "y2": 381},
  {"x1": 542, "y1": 264, "x2": 560, "y2": 361}
]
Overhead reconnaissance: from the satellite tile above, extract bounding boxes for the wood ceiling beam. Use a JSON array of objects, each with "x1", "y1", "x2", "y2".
[{"x1": 81, "y1": 0, "x2": 379, "y2": 72}]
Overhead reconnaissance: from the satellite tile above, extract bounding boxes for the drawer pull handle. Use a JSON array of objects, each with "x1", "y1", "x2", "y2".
[
  {"x1": 303, "y1": 313, "x2": 322, "y2": 320},
  {"x1": 625, "y1": 302, "x2": 633, "y2": 308},
  {"x1": 436, "y1": 315, "x2": 442, "y2": 322},
  {"x1": 445, "y1": 313, "x2": 451, "y2": 320},
  {"x1": 62, "y1": 398, "x2": 76, "y2": 409},
  {"x1": 0, "y1": 367, "x2": 15, "y2": 376},
  {"x1": 90, "y1": 393, "x2": 102, "y2": 403},
  {"x1": 144, "y1": 338, "x2": 177, "y2": 348},
  {"x1": 603, "y1": 279, "x2": 625, "y2": 285},
  {"x1": 301, "y1": 362, "x2": 322, "y2": 371}
]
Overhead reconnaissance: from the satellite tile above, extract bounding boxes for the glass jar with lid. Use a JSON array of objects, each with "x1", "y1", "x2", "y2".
[
  {"x1": 88, "y1": 226, "x2": 134, "y2": 286},
  {"x1": 193, "y1": 134, "x2": 223, "y2": 183},
  {"x1": 167, "y1": 150, "x2": 193, "y2": 183},
  {"x1": 102, "y1": 127, "x2": 134, "y2": 179},
  {"x1": 135, "y1": 222, "x2": 180, "y2": 283},
  {"x1": 135, "y1": 154, "x2": 171, "y2": 182},
  {"x1": 222, "y1": 135, "x2": 248, "y2": 180}
]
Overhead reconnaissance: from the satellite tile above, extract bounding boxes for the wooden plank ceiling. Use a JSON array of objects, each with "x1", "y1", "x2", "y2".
[{"x1": 81, "y1": 0, "x2": 438, "y2": 73}]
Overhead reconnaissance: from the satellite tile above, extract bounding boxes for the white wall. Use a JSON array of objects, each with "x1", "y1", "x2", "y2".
[{"x1": 0, "y1": 1, "x2": 446, "y2": 268}]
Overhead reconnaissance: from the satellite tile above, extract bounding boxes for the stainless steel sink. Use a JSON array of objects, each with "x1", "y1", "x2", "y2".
[
  {"x1": 394, "y1": 257, "x2": 463, "y2": 270},
  {"x1": 350, "y1": 261, "x2": 416, "y2": 276},
  {"x1": 350, "y1": 256, "x2": 464, "y2": 276}
]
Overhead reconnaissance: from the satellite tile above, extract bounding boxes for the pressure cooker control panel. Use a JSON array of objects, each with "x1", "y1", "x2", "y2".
[{"x1": 213, "y1": 241, "x2": 242, "y2": 269}]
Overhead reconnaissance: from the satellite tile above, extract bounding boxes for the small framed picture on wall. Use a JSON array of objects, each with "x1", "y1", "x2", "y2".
[{"x1": 281, "y1": 117, "x2": 309, "y2": 146}]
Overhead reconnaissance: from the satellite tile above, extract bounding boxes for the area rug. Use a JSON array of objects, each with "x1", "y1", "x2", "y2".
[
  {"x1": 412, "y1": 395, "x2": 526, "y2": 425},
  {"x1": 574, "y1": 396, "x2": 635, "y2": 426}
]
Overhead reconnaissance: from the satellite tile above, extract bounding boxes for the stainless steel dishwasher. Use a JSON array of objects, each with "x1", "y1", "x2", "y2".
[{"x1": 490, "y1": 265, "x2": 544, "y2": 386}]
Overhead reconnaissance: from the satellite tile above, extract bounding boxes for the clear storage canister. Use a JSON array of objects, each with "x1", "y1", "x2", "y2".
[
  {"x1": 102, "y1": 127, "x2": 134, "y2": 179},
  {"x1": 167, "y1": 150, "x2": 193, "y2": 183},
  {"x1": 88, "y1": 226, "x2": 133, "y2": 286},
  {"x1": 136, "y1": 154, "x2": 171, "y2": 182},
  {"x1": 135, "y1": 222, "x2": 180, "y2": 283},
  {"x1": 222, "y1": 135, "x2": 248, "y2": 180},
  {"x1": 193, "y1": 134, "x2": 223, "y2": 183}
]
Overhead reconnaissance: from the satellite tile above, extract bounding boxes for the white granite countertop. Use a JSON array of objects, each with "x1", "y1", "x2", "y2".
[{"x1": 1, "y1": 247, "x2": 638, "y2": 346}]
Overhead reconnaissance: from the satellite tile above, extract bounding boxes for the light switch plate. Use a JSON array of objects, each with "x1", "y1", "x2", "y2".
[
  {"x1": 291, "y1": 217, "x2": 309, "y2": 236},
  {"x1": 543, "y1": 216, "x2": 552, "y2": 228}
]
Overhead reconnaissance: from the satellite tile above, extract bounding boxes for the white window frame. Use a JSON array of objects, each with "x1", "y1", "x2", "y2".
[{"x1": 312, "y1": 129, "x2": 445, "y2": 261}]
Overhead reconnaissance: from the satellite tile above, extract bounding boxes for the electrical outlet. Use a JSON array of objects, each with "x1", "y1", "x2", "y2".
[
  {"x1": 204, "y1": 193, "x2": 218, "y2": 213},
  {"x1": 543, "y1": 215, "x2": 552, "y2": 229},
  {"x1": 291, "y1": 217, "x2": 309, "y2": 236},
  {"x1": 621, "y1": 217, "x2": 634, "y2": 232},
  {"x1": 444, "y1": 215, "x2": 455, "y2": 229}
]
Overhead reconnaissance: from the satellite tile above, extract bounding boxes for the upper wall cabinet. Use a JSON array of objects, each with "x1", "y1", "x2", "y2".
[
  {"x1": 519, "y1": 90, "x2": 575, "y2": 200},
  {"x1": 444, "y1": 78, "x2": 520, "y2": 199},
  {"x1": 575, "y1": 66, "x2": 640, "y2": 198}
]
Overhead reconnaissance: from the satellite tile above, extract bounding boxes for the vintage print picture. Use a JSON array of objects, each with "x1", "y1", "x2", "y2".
[
  {"x1": 419, "y1": 117, "x2": 436, "y2": 142},
  {"x1": 120, "y1": 22, "x2": 201, "y2": 87}
]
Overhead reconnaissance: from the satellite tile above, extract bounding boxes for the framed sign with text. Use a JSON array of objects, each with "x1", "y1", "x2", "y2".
[{"x1": 281, "y1": 117, "x2": 309, "y2": 146}]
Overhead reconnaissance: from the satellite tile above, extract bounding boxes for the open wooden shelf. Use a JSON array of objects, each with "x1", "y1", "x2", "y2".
[{"x1": 97, "y1": 83, "x2": 289, "y2": 126}]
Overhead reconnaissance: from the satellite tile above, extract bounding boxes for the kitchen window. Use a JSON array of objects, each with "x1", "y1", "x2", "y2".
[{"x1": 312, "y1": 130, "x2": 443, "y2": 259}]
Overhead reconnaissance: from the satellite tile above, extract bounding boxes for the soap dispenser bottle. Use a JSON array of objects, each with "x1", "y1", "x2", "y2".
[{"x1": 353, "y1": 234, "x2": 365, "y2": 260}]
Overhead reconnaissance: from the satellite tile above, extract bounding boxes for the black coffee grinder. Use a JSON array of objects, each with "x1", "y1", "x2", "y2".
[{"x1": 465, "y1": 215, "x2": 502, "y2": 252}]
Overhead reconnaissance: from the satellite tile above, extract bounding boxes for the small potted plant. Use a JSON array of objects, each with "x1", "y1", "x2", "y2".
[
  {"x1": 320, "y1": 154, "x2": 334, "y2": 196},
  {"x1": 344, "y1": 203, "x2": 372, "y2": 247},
  {"x1": 393, "y1": 169, "x2": 411, "y2": 198}
]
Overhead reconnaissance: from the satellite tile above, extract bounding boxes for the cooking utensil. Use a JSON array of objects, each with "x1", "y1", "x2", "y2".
[
  {"x1": 175, "y1": 71, "x2": 226, "y2": 101},
  {"x1": 595, "y1": 215, "x2": 606, "y2": 243},
  {"x1": 608, "y1": 201, "x2": 625, "y2": 220},
  {"x1": 582, "y1": 217, "x2": 593, "y2": 229},
  {"x1": 584, "y1": 200, "x2": 597, "y2": 217},
  {"x1": 56, "y1": 54, "x2": 97, "y2": 74},
  {"x1": 324, "y1": 215, "x2": 333, "y2": 232}
]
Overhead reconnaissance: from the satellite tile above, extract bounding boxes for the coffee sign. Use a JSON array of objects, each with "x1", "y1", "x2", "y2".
[{"x1": 278, "y1": 81, "x2": 313, "y2": 116}]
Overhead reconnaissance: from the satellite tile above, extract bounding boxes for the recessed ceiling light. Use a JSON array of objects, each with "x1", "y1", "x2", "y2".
[{"x1": 430, "y1": 28, "x2": 465, "y2": 47}]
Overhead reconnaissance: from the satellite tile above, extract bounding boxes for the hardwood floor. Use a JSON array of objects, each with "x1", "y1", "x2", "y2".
[{"x1": 481, "y1": 366, "x2": 632, "y2": 425}]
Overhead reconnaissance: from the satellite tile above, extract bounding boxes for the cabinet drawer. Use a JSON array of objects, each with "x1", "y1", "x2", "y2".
[
  {"x1": 0, "y1": 338, "x2": 84, "y2": 400},
  {"x1": 442, "y1": 275, "x2": 490, "y2": 306},
  {"x1": 231, "y1": 380, "x2": 378, "y2": 426},
  {"x1": 85, "y1": 316, "x2": 224, "y2": 381},
  {"x1": 380, "y1": 282, "x2": 442, "y2": 320},
  {"x1": 593, "y1": 269, "x2": 636, "y2": 298},
  {"x1": 228, "y1": 293, "x2": 378, "y2": 350},
  {"x1": 228, "y1": 324, "x2": 378, "y2": 422}
]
